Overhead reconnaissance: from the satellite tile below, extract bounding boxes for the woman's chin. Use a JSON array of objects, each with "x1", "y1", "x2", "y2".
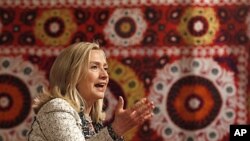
[{"x1": 95, "y1": 93, "x2": 105, "y2": 99}]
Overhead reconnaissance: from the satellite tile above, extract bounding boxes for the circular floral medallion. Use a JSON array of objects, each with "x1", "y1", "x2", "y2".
[
  {"x1": 167, "y1": 75, "x2": 221, "y2": 130},
  {"x1": 18, "y1": 32, "x2": 36, "y2": 45},
  {"x1": 217, "y1": 8, "x2": 229, "y2": 23},
  {"x1": 94, "y1": 9, "x2": 109, "y2": 25},
  {"x1": 215, "y1": 30, "x2": 231, "y2": 44},
  {"x1": 142, "y1": 30, "x2": 158, "y2": 46},
  {"x1": 34, "y1": 9, "x2": 77, "y2": 46},
  {"x1": 74, "y1": 8, "x2": 90, "y2": 24},
  {"x1": 164, "y1": 30, "x2": 181, "y2": 45},
  {"x1": 0, "y1": 31, "x2": 13, "y2": 45},
  {"x1": 144, "y1": 7, "x2": 161, "y2": 24},
  {"x1": 167, "y1": 7, "x2": 183, "y2": 23},
  {"x1": 178, "y1": 7, "x2": 219, "y2": 46},
  {"x1": 0, "y1": 74, "x2": 31, "y2": 129},
  {"x1": 0, "y1": 56, "x2": 48, "y2": 140},
  {"x1": 236, "y1": 30, "x2": 248, "y2": 44},
  {"x1": 20, "y1": 9, "x2": 37, "y2": 25},
  {"x1": 0, "y1": 8, "x2": 14, "y2": 25},
  {"x1": 235, "y1": 6, "x2": 248, "y2": 22},
  {"x1": 149, "y1": 57, "x2": 246, "y2": 141},
  {"x1": 104, "y1": 8, "x2": 147, "y2": 47},
  {"x1": 71, "y1": 31, "x2": 87, "y2": 44}
]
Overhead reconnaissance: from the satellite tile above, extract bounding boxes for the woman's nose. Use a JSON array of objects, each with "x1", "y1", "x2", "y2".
[{"x1": 100, "y1": 68, "x2": 108, "y2": 79}]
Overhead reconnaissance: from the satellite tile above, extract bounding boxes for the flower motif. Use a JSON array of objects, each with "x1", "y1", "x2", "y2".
[
  {"x1": 178, "y1": 7, "x2": 219, "y2": 46},
  {"x1": 104, "y1": 8, "x2": 147, "y2": 47},
  {"x1": 34, "y1": 9, "x2": 77, "y2": 46},
  {"x1": 149, "y1": 57, "x2": 247, "y2": 141}
]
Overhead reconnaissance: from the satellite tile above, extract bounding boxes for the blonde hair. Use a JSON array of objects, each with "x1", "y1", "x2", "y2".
[{"x1": 33, "y1": 42, "x2": 105, "y2": 122}]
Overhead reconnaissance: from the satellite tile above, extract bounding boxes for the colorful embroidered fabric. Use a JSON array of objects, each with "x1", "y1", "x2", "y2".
[{"x1": 0, "y1": 0, "x2": 249, "y2": 141}]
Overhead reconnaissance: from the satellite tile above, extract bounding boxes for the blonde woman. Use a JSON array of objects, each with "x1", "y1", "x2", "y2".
[{"x1": 27, "y1": 42, "x2": 154, "y2": 141}]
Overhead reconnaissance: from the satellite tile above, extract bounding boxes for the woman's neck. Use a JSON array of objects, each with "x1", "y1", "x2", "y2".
[{"x1": 83, "y1": 102, "x2": 93, "y2": 116}]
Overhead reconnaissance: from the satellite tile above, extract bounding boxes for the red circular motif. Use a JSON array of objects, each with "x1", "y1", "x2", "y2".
[
  {"x1": 188, "y1": 16, "x2": 208, "y2": 37},
  {"x1": 167, "y1": 75, "x2": 222, "y2": 130},
  {"x1": 0, "y1": 74, "x2": 31, "y2": 129}
]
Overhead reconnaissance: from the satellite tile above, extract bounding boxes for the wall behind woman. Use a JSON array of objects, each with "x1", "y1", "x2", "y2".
[{"x1": 0, "y1": 0, "x2": 249, "y2": 141}]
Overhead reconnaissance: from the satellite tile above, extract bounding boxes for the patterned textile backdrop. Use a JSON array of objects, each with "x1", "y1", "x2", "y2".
[{"x1": 0, "y1": 0, "x2": 250, "y2": 141}]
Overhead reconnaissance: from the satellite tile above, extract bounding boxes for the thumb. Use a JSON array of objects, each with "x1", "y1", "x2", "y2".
[{"x1": 115, "y1": 96, "x2": 124, "y2": 113}]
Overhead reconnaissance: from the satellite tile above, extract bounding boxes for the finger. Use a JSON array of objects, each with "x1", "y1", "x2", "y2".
[
  {"x1": 115, "y1": 96, "x2": 124, "y2": 113},
  {"x1": 142, "y1": 109, "x2": 153, "y2": 119},
  {"x1": 130, "y1": 98, "x2": 147, "y2": 111},
  {"x1": 129, "y1": 106, "x2": 150, "y2": 120},
  {"x1": 129, "y1": 110, "x2": 145, "y2": 125},
  {"x1": 126, "y1": 106, "x2": 154, "y2": 126},
  {"x1": 133, "y1": 101, "x2": 154, "y2": 117},
  {"x1": 127, "y1": 98, "x2": 154, "y2": 117},
  {"x1": 130, "y1": 110, "x2": 153, "y2": 126},
  {"x1": 138, "y1": 113, "x2": 153, "y2": 125},
  {"x1": 136, "y1": 98, "x2": 153, "y2": 109},
  {"x1": 148, "y1": 101, "x2": 155, "y2": 109},
  {"x1": 136, "y1": 107, "x2": 153, "y2": 120}
]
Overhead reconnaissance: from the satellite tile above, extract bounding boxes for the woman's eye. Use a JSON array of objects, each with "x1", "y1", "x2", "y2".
[{"x1": 91, "y1": 66, "x2": 98, "y2": 69}]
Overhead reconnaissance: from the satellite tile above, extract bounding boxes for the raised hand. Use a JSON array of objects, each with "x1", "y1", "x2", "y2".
[{"x1": 111, "y1": 96, "x2": 154, "y2": 136}]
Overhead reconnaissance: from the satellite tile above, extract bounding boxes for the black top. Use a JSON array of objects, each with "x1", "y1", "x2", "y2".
[{"x1": 79, "y1": 112, "x2": 124, "y2": 141}]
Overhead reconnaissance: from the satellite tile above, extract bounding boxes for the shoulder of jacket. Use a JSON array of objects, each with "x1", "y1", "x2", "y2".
[
  {"x1": 38, "y1": 98, "x2": 78, "y2": 116},
  {"x1": 35, "y1": 98, "x2": 82, "y2": 128}
]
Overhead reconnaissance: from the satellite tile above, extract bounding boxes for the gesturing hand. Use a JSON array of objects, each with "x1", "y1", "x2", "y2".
[{"x1": 111, "y1": 96, "x2": 154, "y2": 136}]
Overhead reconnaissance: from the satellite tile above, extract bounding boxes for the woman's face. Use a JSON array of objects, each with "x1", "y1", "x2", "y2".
[{"x1": 77, "y1": 49, "x2": 109, "y2": 104}]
